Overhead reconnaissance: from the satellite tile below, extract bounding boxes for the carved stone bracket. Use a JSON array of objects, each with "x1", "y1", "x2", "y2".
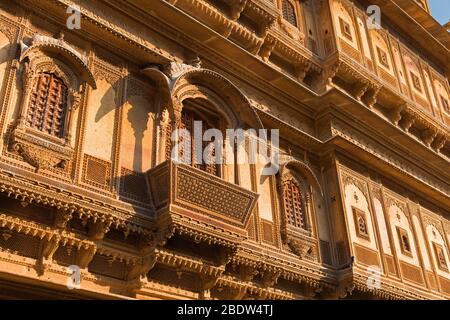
[
  {"x1": 258, "y1": 37, "x2": 276, "y2": 62},
  {"x1": 77, "y1": 244, "x2": 97, "y2": 269},
  {"x1": 336, "y1": 281, "x2": 355, "y2": 299},
  {"x1": 351, "y1": 81, "x2": 369, "y2": 101},
  {"x1": 421, "y1": 126, "x2": 438, "y2": 147},
  {"x1": 229, "y1": 0, "x2": 248, "y2": 20},
  {"x1": 88, "y1": 219, "x2": 112, "y2": 241},
  {"x1": 127, "y1": 236, "x2": 157, "y2": 281},
  {"x1": 362, "y1": 84, "x2": 381, "y2": 108},
  {"x1": 431, "y1": 133, "x2": 447, "y2": 152},
  {"x1": 39, "y1": 238, "x2": 60, "y2": 268},
  {"x1": 286, "y1": 237, "x2": 318, "y2": 261},
  {"x1": 295, "y1": 62, "x2": 312, "y2": 82},
  {"x1": 239, "y1": 265, "x2": 259, "y2": 282},
  {"x1": 54, "y1": 207, "x2": 76, "y2": 229},
  {"x1": 389, "y1": 103, "x2": 406, "y2": 125},
  {"x1": 261, "y1": 270, "x2": 281, "y2": 288},
  {"x1": 399, "y1": 111, "x2": 417, "y2": 132}
]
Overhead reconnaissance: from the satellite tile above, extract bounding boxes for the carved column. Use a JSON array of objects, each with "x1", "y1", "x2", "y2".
[
  {"x1": 64, "y1": 87, "x2": 83, "y2": 146},
  {"x1": 17, "y1": 61, "x2": 36, "y2": 129}
]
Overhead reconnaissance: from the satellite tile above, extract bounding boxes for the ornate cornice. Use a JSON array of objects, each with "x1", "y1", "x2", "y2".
[{"x1": 0, "y1": 168, "x2": 155, "y2": 233}]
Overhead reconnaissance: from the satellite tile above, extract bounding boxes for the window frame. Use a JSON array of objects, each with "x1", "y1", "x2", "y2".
[
  {"x1": 282, "y1": 177, "x2": 307, "y2": 230},
  {"x1": 165, "y1": 105, "x2": 223, "y2": 177},
  {"x1": 352, "y1": 207, "x2": 370, "y2": 240},
  {"x1": 25, "y1": 72, "x2": 69, "y2": 139},
  {"x1": 432, "y1": 242, "x2": 448, "y2": 272},
  {"x1": 396, "y1": 226, "x2": 413, "y2": 257}
]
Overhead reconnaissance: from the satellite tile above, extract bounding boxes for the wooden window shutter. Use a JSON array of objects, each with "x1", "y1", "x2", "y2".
[
  {"x1": 282, "y1": 178, "x2": 305, "y2": 229},
  {"x1": 165, "y1": 109, "x2": 219, "y2": 176},
  {"x1": 26, "y1": 73, "x2": 68, "y2": 138},
  {"x1": 282, "y1": 0, "x2": 297, "y2": 27}
]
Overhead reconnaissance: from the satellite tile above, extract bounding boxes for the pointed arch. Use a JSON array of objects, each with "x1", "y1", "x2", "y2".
[
  {"x1": 279, "y1": 160, "x2": 323, "y2": 196},
  {"x1": 170, "y1": 68, "x2": 263, "y2": 130}
]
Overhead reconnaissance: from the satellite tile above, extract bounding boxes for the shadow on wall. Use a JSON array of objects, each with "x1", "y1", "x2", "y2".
[
  {"x1": 92, "y1": 76, "x2": 154, "y2": 212},
  {"x1": 95, "y1": 75, "x2": 152, "y2": 173},
  {"x1": 0, "y1": 40, "x2": 11, "y2": 66}
]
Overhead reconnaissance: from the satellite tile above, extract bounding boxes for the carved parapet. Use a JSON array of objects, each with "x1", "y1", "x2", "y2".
[
  {"x1": 146, "y1": 160, "x2": 259, "y2": 247},
  {"x1": 277, "y1": 15, "x2": 305, "y2": 42}
]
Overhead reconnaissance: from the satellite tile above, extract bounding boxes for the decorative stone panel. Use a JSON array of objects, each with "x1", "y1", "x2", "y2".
[{"x1": 146, "y1": 160, "x2": 259, "y2": 245}]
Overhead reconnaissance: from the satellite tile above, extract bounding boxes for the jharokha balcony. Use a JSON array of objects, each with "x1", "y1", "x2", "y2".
[{"x1": 146, "y1": 160, "x2": 259, "y2": 249}]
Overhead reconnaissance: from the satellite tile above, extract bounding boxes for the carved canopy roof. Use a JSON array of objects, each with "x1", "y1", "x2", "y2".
[{"x1": 20, "y1": 34, "x2": 97, "y2": 89}]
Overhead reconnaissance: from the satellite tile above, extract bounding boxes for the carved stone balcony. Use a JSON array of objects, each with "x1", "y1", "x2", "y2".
[
  {"x1": 325, "y1": 50, "x2": 450, "y2": 157},
  {"x1": 168, "y1": 0, "x2": 277, "y2": 54},
  {"x1": 146, "y1": 160, "x2": 259, "y2": 247}
]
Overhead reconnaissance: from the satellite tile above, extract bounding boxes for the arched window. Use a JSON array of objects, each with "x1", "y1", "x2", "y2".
[
  {"x1": 281, "y1": 0, "x2": 297, "y2": 27},
  {"x1": 165, "y1": 107, "x2": 219, "y2": 176},
  {"x1": 26, "y1": 72, "x2": 68, "y2": 138},
  {"x1": 282, "y1": 178, "x2": 306, "y2": 229}
]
